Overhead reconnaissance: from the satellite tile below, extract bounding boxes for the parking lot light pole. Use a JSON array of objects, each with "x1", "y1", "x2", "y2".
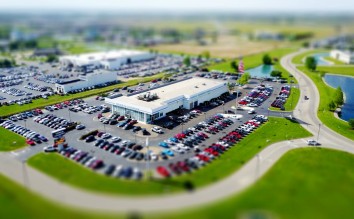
[
  {"x1": 103, "y1": 123, "x2": 106, "y2": 133},
  {"x1": 317, "y1": 123, "x2": 322, "y2": 142},
  {"x1": 204, "y1": 112, "x2": 207, "y2": 120},
  {"x1": 181, "y1": 122, "x2": 184, "y2": 132},
  {"x1": 68, "y1": 108, "x2": 72, "y2": 122},
  {"x1": 24, "y1": 119, "x2": 27, "y2": 129}
]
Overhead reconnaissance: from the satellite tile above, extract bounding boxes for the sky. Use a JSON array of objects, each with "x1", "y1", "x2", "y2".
[{"x1": 0, "y1": 0, "x2": 353, "y2": 13}]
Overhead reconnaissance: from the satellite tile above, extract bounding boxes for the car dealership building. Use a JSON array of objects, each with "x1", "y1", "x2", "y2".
[{"x1": 105, "y1": 78, "x2": 229, "y2": 123}]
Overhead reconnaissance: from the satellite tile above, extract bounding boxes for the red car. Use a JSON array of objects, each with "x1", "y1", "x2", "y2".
[
  {"x1": 35, "y1": 109, "x2": 43, "y2": 114},
  {"x1": 177, "y1": 161, "x2": 190, "y2": 172},
  {"x1": 197, "y1": 132, "x2": 209, "y2": 138},
  {"x1": 26, "y1": 139, "x2": 35, "y2": 146},
  {"x1": 204, "y1": 148, "x2": 219, "y2": 157},
  {"x1": 117, "y1": 116, "x2": 125, "y2": 121},
  {"x1": 90, "y1": 160, "x2": 103, "y2": 169},
  {"x1": 168, "y1": 163, "x2": 181, "y2": 175},
  {"x1": 174, "y1": 133, "x2": 186, "y2": 140},
  {"x1": 196, "y1": 154, "x2": 210, "y2": 162},
  {"x1": 156, "y1": 166, "x2": 170, "y2": 178}
]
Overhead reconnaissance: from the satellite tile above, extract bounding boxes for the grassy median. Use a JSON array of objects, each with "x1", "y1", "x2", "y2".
[
  {"x1": 0, "y1": 127, "x2": 27, "y2": 151},
  {"x1": 297, "y1": 66, "x2": 354, "y2": 140},
  {"x1": 269, "y1": 87, "x2": 300, "y2": 111},
  {"x1": 28, "y1": 117, "x2": 311, "y2": 195}
]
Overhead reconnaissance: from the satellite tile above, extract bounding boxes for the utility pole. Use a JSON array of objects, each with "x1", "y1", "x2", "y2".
[{"x1": 317, "y1": 123, "x2": 321, "y2": 142}]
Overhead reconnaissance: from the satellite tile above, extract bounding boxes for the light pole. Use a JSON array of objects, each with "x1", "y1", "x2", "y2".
[
  {"x1": 204, "y1": 112, "x2": 207, "y2": 120},
  {"x1": 24, "y1": 119, "x2": 27, "y2": 129},
  {"x1": 145, "y1": 137, "x2": 151, "y2": 180},
  {"x1": 103, "y1": 123, "x2": 106, "y2": 133},
  {"x1": 181, "y1": 122, "x2": 184, "y2": 132},
  {"x1": 68, "y1": 108, "x2": 72, "y2": 122},
  {"x1": 317, "y1": 123, "x2": 321, "y2": 142}
]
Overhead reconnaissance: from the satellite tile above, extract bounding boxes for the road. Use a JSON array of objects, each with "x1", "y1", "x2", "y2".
[{"x1": 0, "y1": 50, "x2": 353, "y2": 213}]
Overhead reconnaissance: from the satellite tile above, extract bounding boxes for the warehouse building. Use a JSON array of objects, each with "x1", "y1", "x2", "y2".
[
  {"x1": 55, "y1": 71, "x2": 117, "y2": 94},
  {"x1": 330, "y1": 50, "x2": 354, "y2": 64},
  {"x1": 105, "y1": 78, "x2": 228, "y2": 123},
  {"x1": 59, "y1": 50, "x2": 155, "y2": 70}
]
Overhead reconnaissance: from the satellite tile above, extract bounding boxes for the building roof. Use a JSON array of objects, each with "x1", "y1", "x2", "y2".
[
  {"x1": 60, "y1": 50, "x2": 149, "y2": 62},
  {"x1": 106, "y1": 77, "x2": 227, "y2": 114}
]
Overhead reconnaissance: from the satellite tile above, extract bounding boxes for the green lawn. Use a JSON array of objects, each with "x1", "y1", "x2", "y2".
[
  {"x1": 322, "y1": 56, "x2": 345, "y2": 65},
  {"x1": 317, "y1": 66, "x2": 354, "y2": 77},
  {"x1": 0, "y1": 127, "x2": 27, "y2": 151},
  {"x1": 270, "y1": 87, "x2": 300, "y2": 111},
  {"x1": 297, "y1": 66, "x2": 354, "y2": 140},
  {"x1": 151, "y1": 148, "x2": 354, "y2": 219},
  {"x1": 28, "y1": 117, "x2": 311, "y2": 195},
  {"x1": 291, "y1": 49, "x2": 328, "y2": 65},
  {"x1": 0, "y1": 73, "x2": 166, "y2": 117},
  {"x1": 4, "y1": 148, "x2": 354, "y2": 219},
  {"x1": 65, "y1": 45, "x2": 96, "y2": 54},
  {"x1": 208, "y1": 48, "x2": 297, "y2": 82}
]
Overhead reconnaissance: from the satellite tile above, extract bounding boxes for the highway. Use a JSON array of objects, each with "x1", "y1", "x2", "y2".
[{"x1": 0, "y1": 50, "x2": 353, "y2": 213}]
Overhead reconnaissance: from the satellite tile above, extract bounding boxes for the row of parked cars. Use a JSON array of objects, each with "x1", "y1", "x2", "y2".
[
  {"x1": 0, "y1": 79, "x2": 23, "y2": 88},
  {"x1": 156, "y1": 115, "x2": 268, "y2": 177},
  {"x1": 0, "y1": 120, "x2": 48, "y2": 146},
  {"x1": 1, "y1": 87, "x2": 31, "y2": 97},
  {"x1": 24, "y1": 82, "x2": 51, "y2": 92},
  {"x1": 8, "y1": 109, "x2": 44, "y2": 121},
  {"x1": 238, "y1": 84, "x2": 273, "y2": 107},
  {"x1": 271, "y1": 85, "x2": 291, "y2": 110},
  {"x1": 44, "y1": 99, "x2": 85, "y2": 112},
  {"x1": 33, "y1": 114, "x2": 76, "y2": 130},
  {"x1": 1, "y1": 92, "x2": 54, "y2": 106}
]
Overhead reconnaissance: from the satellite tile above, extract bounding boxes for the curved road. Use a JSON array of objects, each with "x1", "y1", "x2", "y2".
[{"x1": 0, "y1": 50, "x2": 353, "y2": 213}]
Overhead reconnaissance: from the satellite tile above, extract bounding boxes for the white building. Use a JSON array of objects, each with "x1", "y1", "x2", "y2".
[
  {"x1": 59, "y1": 50, "x2": 155, "y2": 70},
  {"x1": 55, "y1": 71, "x2": 117, "y2": 94},
  {"x1": 330, "y1": 50, "x2": 354, "y2": 64},
  {"x1": 105, "y1": 78, "x2": 229, "y2": 123}
]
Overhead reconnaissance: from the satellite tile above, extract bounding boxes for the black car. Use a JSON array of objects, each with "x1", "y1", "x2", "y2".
[
  {"x1": 141, "y1": 128, "x2": 149, "y2": 135},
  {"x1": 132, "y1": 126, "x2": 141, "y2": 132},
  {"x1": 104, "y1": 165, "x2": 116, "y2": 175},
  {"x1": 85, "y1": 135, "x2": 95, "y2": 142},
  {"x1": 163, "y1": 121, "x2": 174, "y2": 129}
]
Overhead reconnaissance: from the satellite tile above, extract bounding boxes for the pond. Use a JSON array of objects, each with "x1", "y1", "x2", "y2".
[
  {"x1": 324, "y1": 74, "x2": 354, "y2": 121},
  {"x1": 246, "y1": 65, "x2": 273, "y2": 78},
  {"x1": 310, "y1": 53, "x2": 332, "y2": 66}
]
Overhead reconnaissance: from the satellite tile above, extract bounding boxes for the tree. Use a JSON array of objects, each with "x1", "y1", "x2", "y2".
[
  {"x1": 305, "y1": 56, "x2": 317, "y2": 71},
  {"x1": 262, "y1": 54, "x2": 272, "y2": 65},
  {"x1": 46, "y1": 54, "x2": 58, "y2": 63},
  {"x1": 334, "y1": 87, "x2": 344, "y2": 106},
  {"x1": 202, "y1": 51, "x2": 210, "y2": 59},
  {"x1": 183, "y1": 56, "x2": 191, "y2": 66},
  {"x1": 238, "y1": 72, "x2": 251, "y2": 85},
  {"x1": 230, "y1": 60, "x2": 238, "y2": 72},
  {"x1": 328, "y1": 100, "x2": 336, "y2": 111},
  {"x1": 270, "y1": 70, "x2": 282, "y2": 78},
  {"x1": 349, "y1": 119, "x2": 354, "y2": 129}
]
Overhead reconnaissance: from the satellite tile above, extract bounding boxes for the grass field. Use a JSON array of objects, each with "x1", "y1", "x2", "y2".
[
  {"x1": 151, "y1": 148, "x2": 354, "y2": 219},
  {"x1": 0, "y1": 127, "x2": 26, "y2": 151},
  {"x1": 322, "y1": 56, "x2": 346, "y2": 65},
  {"x1": 317, "y1": 66, "x2": 354, "y2": 77},
  {"x1": 4, "y1": 148, "x2": 354, "y2": 219},
  {"x1": 297, "y1": 66, "x2": 354, "y2": 140},
  {"x1": 291, "y1": 49, "x2": 328, "y2": 64},
  {"x1": 0, "y1": 73, "x2": 166, "y2": 117},
  {"x1": 28, "y1": 117, "x2": 311, "y2": 195}
]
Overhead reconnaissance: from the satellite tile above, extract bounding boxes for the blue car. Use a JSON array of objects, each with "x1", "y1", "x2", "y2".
[
  {"x1": 162, "y1": 149, "x2": 174, "y2": 157},
  {"x1": 169, "y1": 137, "x2": 178, "y2": 143},
  {"x1": 159, "y1": 142, "x2": 169, "y2": 148},
  {"x1": 117, "y1": 122, "x2": 127, "y2": 127}
]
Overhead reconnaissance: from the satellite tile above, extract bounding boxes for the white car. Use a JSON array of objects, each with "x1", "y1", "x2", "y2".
[
  {"x1": 111, "y1": 136, "x2": 121, "y2": 142},
  {"x1": 307, "y1": 140, "x2": 320, "y2": 146},
  {"x1": 151, "y1": 126, "x2": 164, "y2": 134},
  {"x1": 150, "y1": 153, "x2": 158, "y2": 161},
  {"x1": 101, "y1": 133, "x2": 112, "y2": 139},
  {"x1": 43, "y1": 146, "x2": 57, "y2": 152}
]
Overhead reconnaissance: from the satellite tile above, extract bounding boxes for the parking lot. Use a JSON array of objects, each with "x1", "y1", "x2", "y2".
[{"x1": 3, "y1": 74, "x2": 294, "y2": 179}]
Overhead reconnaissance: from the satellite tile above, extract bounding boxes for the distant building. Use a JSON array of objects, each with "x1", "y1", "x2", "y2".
[
  {"x1": 106, "y1": 78, "x2": 228, "y2": 123},
  {"x1": 330, "y1": 50, "x2": 354, "y2": 64},
  {"x1": 32, "y1": 48, "x2": 63, "y2": 57},
  {"x1": 59, "y1": 50, "x2": 155, "y2": 70},
  {"x1": 55, "y1": 71, "x2": 117, "y2": 94}
]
